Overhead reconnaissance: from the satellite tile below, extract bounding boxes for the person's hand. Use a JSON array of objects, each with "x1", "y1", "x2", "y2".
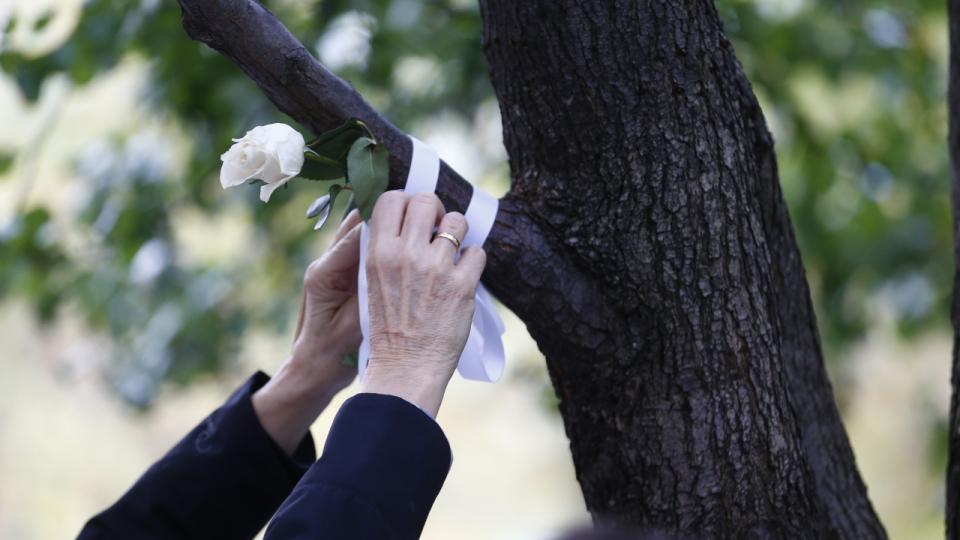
[
  {"x1": 253, "y1": 209, "x2": 364, "y2": 455},
  {"x1": 361, "y1": 191, "x2": 487, "y2": 417},
  {"x1": 289, "y1": 208, "x2": 365, "y2": 393}
]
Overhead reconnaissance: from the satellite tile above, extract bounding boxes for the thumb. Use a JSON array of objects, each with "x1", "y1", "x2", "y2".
[
  {"x1": 323, "y1": 221, "x2": 362, "y2": 275},
  {"x1": 304, "y1": 221, "x2": 363, "y2": 302}
]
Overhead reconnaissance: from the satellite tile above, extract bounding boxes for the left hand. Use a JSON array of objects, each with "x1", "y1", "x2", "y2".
[
  {"x1": 290, "y1": 208, "x2": 364, "y2": 393},
  {"x1": 253, "y1": 209, "x2": 363, "y2": 455}
]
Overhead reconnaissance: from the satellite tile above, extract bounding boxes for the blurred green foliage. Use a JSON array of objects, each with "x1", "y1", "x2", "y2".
[
  {"x1": 719, "y1": 0, "x2": 951, "y2": 349},
  {"x1": 0, "y1": 0, "x2": 951, "y2": 405}
]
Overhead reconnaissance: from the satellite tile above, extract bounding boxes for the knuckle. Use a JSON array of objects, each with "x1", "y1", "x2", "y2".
[
  {"x1": 444, "y1": 212, "x2": 467, "y2": 231},
  {"x1": 369, "y1": 242, "x2": 397, "y2": 269},
  {"x1": 466, "y1": 247, "x2": 487, "y2": 268},
  {"x1": 380, "y1": 251, "x2": 404, "y2": 272},
  {"x1": 379, "y1": 190, "x2": 405, "y2": 204},
  {"x1": 373, "y1": 190, "x2": 403, "y2": 211},
  {"x1": 387, "y1": 243, "x2": 406, "y2": 260},
  {"x1": 413, "y1": 259, "x2": 433, "y2": 275},
  {"x1": 411, "y1": 192, "x2": 440, "y2": 207},
  {"x1": 405, "y1": 249, "x2": 429, "y2": 270}
]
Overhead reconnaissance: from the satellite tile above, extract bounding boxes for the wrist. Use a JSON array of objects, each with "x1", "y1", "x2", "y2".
[
  {"x1": 289, "y1": 342, "x2": 352, "y2": 394},
  {"x1": 253, "y1": 358, "x2": 342, "y2": 456},
  {"x1": 272, "y1": 357, "x2": 340, "y2": 406},
  {"x1": 361, "y1": 363, "x2": 452, "y2": 418},
  {"x1": 252, "y1": 355, "x2": 346, "y2": 455}
]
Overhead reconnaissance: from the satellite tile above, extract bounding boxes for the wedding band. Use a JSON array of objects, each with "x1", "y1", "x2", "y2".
[{"x1": 435, "y1": 231, "x2": 461, "y2": 250}]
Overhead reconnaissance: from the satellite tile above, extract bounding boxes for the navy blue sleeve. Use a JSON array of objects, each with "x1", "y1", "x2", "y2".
[
  {"x1": 265, "y1": 393, "x2": 452, "y2": 540},
  {"x1": 78, "y1": 371, "x2": 315, "y2": 540}
]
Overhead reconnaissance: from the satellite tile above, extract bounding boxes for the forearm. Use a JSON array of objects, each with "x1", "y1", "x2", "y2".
[{"x1": 253, "y1": 349, "x2": 346, "y2": 455}]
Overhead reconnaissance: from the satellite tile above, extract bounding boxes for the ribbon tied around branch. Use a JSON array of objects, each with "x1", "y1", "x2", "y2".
[{"x1": 356, "y1": 137, "x2": 506, "y2": 383}]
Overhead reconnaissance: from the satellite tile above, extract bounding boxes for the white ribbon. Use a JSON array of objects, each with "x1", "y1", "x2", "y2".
[{"x1": 356, "y1": 136, "x2": 506, "y2": 382}]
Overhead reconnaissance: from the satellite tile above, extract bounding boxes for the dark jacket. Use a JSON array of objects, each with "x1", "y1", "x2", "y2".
[{"x1": 78, "y1": 372, "x2": 451, "y2": 540}]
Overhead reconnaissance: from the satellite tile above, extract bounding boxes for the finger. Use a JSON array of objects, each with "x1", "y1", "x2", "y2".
[
  {"x1": 322, "y1": 222, "x2": 362, "y2": 276},
  {"x1": 310, "y1": 212, "x2": 361, "y2": 288},
  {"x1": 304, "y1": 222, "x2": 362, "y2": 303},
  {"x1": 369, "y1": 190, "x2": 407, "y2": 238},
  {"x1": 401, "y1": 193, "x2": 445, "y2": 245},
  {"x1": 455, "y1": 246, "x2": 487, "y2": 288},
  {"x1": 431, "y1": 211, "x2": 468, "y2": 262},
  {"x1": 334, "y1": 208, "x2": 362, "y2": 244}
]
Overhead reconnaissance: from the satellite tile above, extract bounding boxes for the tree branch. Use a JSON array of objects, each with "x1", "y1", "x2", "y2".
[
  {"x1": 174, "y1": 0, "x2": 595, "y2": 333},
  {"x1": 177, "y1": 0, "x2": 474, "y2": 208}
]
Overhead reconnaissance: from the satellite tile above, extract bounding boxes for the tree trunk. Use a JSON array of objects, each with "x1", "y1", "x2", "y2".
[
  {"x1": 946, "y1": 1, "x2": 960, "y2": 537},
  {"x1": 478, "y1": 1, "x2": 882, "y2": 537},
  {"x1": 177, "y1": 0, "x2": 884, "y2": 537}
]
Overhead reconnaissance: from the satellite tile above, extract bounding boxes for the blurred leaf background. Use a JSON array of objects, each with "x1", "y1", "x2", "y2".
[{"x1": 0, "y1": 0, "x2": 954, "y2": 538}]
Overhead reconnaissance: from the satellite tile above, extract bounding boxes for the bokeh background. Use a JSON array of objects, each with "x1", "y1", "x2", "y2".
[{"x1": 0, "y1": 0, "x2": 953, "y2": 538}]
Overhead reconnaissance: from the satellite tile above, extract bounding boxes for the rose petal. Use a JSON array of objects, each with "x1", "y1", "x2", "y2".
[
  {"x1": 252, "y1": 155, "x2": 283, "y2": 184},
  {"x1": 276, "y1": 137, "x2": 305, "y2": 176},
  {"x1": 220, "y1": 160, "x2": 253, "y2": 188},
  {"x1": 246, "y1": 125, "x2": 269, "y2": 140},
  {"x1": 259, "y1": 175, "x2": 295, "y2": 202},
  {"x1": 260, "y1": 123, "x2": 296, "y2": 139},
  {"x1": 239, "y1": 147, "x2": 267, "y2": 172}
]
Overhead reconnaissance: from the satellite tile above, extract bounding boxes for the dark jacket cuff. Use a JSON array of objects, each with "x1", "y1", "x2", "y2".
[
  {"x1": 78, "y1": 371, "x2": 316, "y2": 540},
  {"x1": 230, "y1": 371, "x2": 317, "y2": 476},
  {"x1": 304, "y1": 393, "x2": 452, "y2": 536}
]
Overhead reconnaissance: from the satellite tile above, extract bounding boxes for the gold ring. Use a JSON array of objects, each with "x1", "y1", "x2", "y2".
[{"x1": 435, "y1": 231, "x2": 461, "y2": 250}]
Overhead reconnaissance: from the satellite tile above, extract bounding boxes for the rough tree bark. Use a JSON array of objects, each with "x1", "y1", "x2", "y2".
[
  {"x1": 947, "y1": 0, "x2": 960, "y2": 537},
  {"x1": 177, "y1": 0, "x2": 884, "y2": 537}
]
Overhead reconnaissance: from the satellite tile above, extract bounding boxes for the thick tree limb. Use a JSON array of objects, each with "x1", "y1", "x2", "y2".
[
  {"x1": 175, "y1": 0, "x2": 595, "y2": 322},
  {"x1": 176, "y1": 0, "x2": 472, "y2": 207}
]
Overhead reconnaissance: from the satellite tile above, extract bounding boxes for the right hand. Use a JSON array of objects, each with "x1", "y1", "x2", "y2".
[{"x1": 362, "y1": 191, "x2": 487, "y2": 416}]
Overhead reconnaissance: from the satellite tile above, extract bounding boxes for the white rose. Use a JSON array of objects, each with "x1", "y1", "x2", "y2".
[{"x1": 220, "y1": 123, "x2": 306, "y2": 202}]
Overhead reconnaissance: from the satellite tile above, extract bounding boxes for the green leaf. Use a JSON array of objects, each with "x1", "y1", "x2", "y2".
[
  {"x1": 371, "y1": 143, "x2": 389, "y2": 192},
  {"x1": 328, "y1": 183, "x2": 343, "y2": 205},
  {"x1": 340, "y1": 192, "x2": 357, "y2": 223},
  {"x1": 346, "y1": 139, "x2": 389, "y2": 221},
  {"x1": 347, "y1": 137, "x2": 381, "y2": 220},
  {"x1": 307, "y1": 118, "x2": 373, "y2": 163},
  {"x1": 300, "y1": 150, "x2": 345, "y2": 180}
]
